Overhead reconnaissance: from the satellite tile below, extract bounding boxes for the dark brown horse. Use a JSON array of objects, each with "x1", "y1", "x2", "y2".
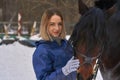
[{"x1": 68, "y1": 0, "x2": 120, "y2": 80}]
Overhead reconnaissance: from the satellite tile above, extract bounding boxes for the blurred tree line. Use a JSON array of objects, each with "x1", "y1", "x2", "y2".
[{"x1": 0, "y1": 0, "x2": 94, "y2": 35}]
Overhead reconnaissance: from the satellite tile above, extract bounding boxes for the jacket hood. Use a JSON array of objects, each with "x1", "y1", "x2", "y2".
[{"x1": 35, "y1": 40, "x2": 48, "y2": 47}]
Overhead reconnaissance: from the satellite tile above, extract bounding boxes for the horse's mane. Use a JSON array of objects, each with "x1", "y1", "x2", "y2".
[
  {"x1": 107, "y1": 11, "x2": 120, "y2": 47},
  {"x1": 116, "y1": 0, "x2": 120, "y2": 10},
  {"x1": 103, "y1": 9, "x2": 120, "y2": 69}
]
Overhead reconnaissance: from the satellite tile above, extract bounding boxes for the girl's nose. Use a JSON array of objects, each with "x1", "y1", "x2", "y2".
[{"x1": 55, "y1": 24, "x2": 60, "y2": 30}]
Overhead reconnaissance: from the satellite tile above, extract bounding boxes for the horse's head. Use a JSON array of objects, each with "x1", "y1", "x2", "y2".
[{"x1": 69, "y1": 7, "x2": 106, "y2": 80}]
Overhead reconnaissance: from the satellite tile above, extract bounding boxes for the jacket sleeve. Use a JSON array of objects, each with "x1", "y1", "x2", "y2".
[{"x1": 32, "y1": 45, "x2": 67, "y2": 80}]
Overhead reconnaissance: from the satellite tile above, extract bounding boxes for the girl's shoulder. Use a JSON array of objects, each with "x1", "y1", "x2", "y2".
[{"x1": 33, "y1": 40, "x2": 51, "y2": 56}]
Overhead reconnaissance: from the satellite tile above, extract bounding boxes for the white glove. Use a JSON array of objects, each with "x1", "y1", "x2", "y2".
[{"x1": 62, "y1": 56, "x2": 80, "y2": 76}]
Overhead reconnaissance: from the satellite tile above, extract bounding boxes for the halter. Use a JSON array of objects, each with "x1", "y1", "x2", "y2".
[{"x1": 74, "y1": 44, "x2": 104, "y2": 68}]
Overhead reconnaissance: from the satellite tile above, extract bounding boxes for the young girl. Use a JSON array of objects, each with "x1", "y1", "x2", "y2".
[{"x1": 32, "y1": 8, "x2": 80, "y2": 80}]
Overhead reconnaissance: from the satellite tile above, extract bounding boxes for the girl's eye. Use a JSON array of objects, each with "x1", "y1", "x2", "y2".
[
  {"x1": 49, "y1": 23, "x2": 55, "y2": 26},
  {"x1": 58, "y1": 23, "x2": 63, "y2": 26}
]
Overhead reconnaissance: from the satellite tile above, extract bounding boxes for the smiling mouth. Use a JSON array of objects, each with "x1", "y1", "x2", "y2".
[{"x1": 54, "y1": 32, "x2": 59, "y2": 34}]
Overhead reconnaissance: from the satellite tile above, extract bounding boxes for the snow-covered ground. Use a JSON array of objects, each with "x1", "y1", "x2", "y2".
[
  {"x1": 0, "y1": 42, "x2": 36, "y2": 80},
  {"x1": 0, "y1": 39, "x2": 103, "y2": 80}
]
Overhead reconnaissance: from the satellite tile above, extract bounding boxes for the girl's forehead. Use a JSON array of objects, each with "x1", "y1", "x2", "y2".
[{"x1": 49, "y1": 15, "x2": 62, "y2": 22}]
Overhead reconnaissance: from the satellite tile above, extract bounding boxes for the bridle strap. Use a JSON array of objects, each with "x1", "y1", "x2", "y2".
[{"x1": 74, "y1": 44, "x2": 104, "y2": 66}]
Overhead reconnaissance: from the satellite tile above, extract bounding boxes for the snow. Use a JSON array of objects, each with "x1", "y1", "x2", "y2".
[
  {"x1": 66, "y1": 35, "x2": 70, "y2": 40},
  {"x1": 96, "y1": 69, "x2": 103, "y2": 80},
  {"x1": 16, "y1": 36, "x2": 27, "y2": 41},
  {"x1": 0, "y1": 38, "x2": 2, "y2": 43},
  {"x1": 29, "y1": 34, "x2": 41, "y2": 41},
  {"x1": 3, "y1": 36, "x2": 15, "y2": 40},
  {"x1": 0, "y1": 42, "x2": 36, "y2": 80}
]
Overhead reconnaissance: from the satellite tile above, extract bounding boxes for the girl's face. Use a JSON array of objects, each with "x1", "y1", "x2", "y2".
[{"x1": 48, "y1": 15, "x2": 63, "y2": 38}]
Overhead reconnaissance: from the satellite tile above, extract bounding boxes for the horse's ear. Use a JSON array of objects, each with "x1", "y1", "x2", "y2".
[{"x1": 78, "y1": 0, "x2": 89, "y2": 15}]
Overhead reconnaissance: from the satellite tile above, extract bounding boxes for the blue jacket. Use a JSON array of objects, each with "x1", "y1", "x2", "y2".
[{"x1": 32, "y1": 39, "x2": 77, "y2": 80}]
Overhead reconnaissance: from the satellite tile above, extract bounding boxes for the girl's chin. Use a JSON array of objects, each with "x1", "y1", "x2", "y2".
[
  {"x1": 52, "y1": 35, "x2": 60, "y2": 37},
  {"x1": 52, "y1": 34, "x2": 59, "y2": 37}
]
